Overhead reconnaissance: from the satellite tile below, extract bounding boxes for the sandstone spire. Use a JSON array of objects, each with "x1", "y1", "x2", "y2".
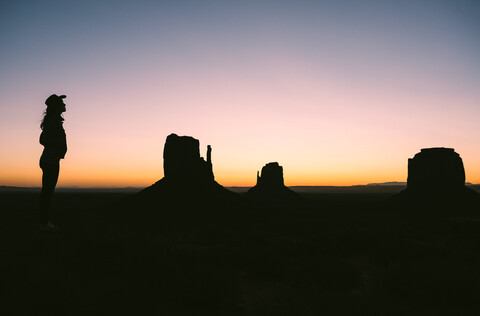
[
  {"x1": 134, "y1": 133, "x2": 241, "y2": 208},
  {"x1": 162, "y1": 133, "x2": 214, "y2": 183},
  {"x1": 246, "y1": 162, "x2": 300, "y2": 201}
]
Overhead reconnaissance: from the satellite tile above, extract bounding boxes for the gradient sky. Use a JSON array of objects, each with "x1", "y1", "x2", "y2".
[{"x1": 1, "y1": 0, "x2": 479, "y2": 187}]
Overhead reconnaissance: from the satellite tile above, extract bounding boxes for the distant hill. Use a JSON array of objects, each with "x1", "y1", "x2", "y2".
[
  {"x1": 0, "y1": 186, "x2": 142, "y2": 193},
  {"x1": 366, "y1": 182, "x2": 407, "y2": 186},
  {"x1": 469, "y1": 184, "x2": 480, "y2": 193},
  {"x1": 289, "y1": 185, "x2": 406, "y2": 194},
  {"x1": 0, "y1": 186, "x2": 39, "y2": 192},
  {"x1": 228, "y1": 183, "x2": 406, "y2": 194}
]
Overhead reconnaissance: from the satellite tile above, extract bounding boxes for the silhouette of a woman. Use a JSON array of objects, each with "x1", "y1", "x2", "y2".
[{"x1": 39, "y1": 94, "x2": 67, "y2": 232}]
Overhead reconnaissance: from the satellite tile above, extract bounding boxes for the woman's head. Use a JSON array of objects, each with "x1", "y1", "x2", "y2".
[
  {"x1": 45, "y1": 94, "x2": 67, "y2": 114},
  {"x1": 41, "y1": 94, "x2": 66, "y2": 129}
]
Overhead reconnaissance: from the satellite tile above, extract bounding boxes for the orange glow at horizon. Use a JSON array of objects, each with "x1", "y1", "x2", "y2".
[{"x1": 2, "y1": 150, "x2": 480, "y2": 188}]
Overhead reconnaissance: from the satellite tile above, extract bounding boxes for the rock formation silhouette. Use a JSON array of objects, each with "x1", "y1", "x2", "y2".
[
  {"x1": 389, "y1": 147, "x2": 480, "y2": 212},
  {"x1": 162, "y1": 134, "x2": 214, "y2": 183},
  {"x1": 407, "y1": 148, "x2": 465, "y2": 193},
  {"x1": 246, "y1": 162, "x2": 300, "y2": 202},
  {"x1": 131, "y1": 133, "x2": 241, "y2": 213}
]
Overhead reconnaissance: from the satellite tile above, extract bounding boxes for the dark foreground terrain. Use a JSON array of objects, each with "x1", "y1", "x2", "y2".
[{"x1": 1, "y1": 186, "x2": 480, "y2": 315}]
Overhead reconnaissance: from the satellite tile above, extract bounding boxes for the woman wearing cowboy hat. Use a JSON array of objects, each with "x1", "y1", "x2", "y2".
[{"x1": 39, "y1": 94, "x2": 67, "y2": 232}]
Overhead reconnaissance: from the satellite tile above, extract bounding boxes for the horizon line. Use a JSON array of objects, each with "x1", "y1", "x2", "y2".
[{"x1": 2, "y1": 182, "x2": 479, "y2": 190}]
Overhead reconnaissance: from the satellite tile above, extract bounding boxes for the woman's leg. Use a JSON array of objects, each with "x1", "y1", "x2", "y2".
[{"x1": 39, "y1": 161, "x2": 60, "y2": 225}]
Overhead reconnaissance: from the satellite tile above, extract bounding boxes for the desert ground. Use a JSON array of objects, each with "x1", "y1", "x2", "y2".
[{"x1": 1, "y1": 185, "x2": 480, "y2": 315}]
